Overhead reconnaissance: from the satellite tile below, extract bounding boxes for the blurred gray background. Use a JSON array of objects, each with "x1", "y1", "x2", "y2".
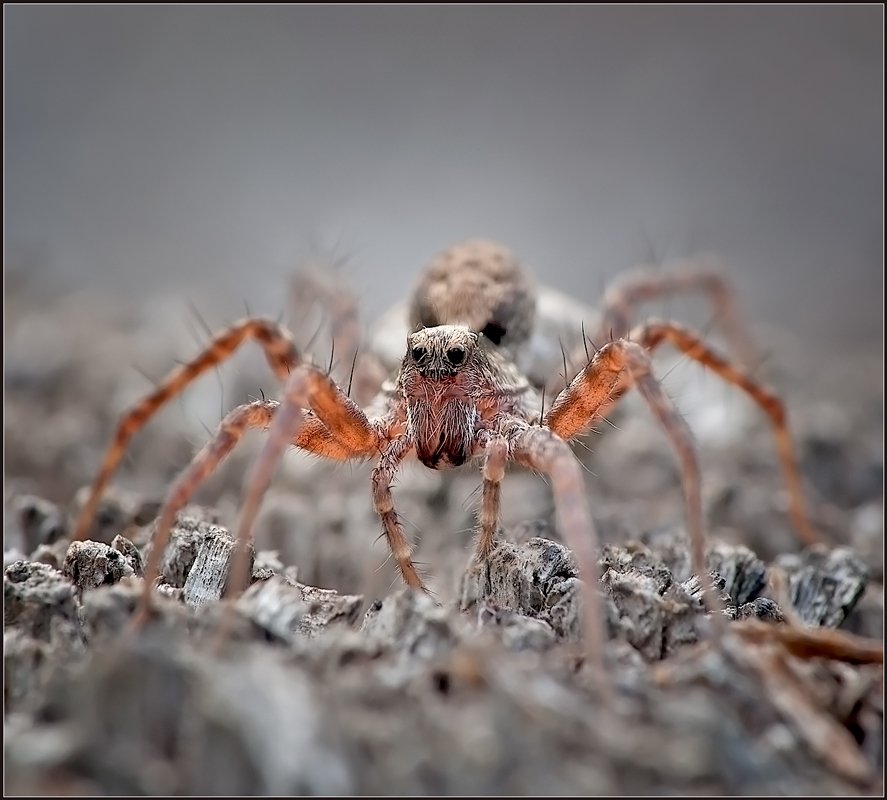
[{"x1": 5, "y1": 5, "x2": 883, "y2": 348}]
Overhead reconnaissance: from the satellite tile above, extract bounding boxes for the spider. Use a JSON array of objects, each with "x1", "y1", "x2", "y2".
[{"x1": 72, "y1": 239, "x2": 818, "y2": 676}]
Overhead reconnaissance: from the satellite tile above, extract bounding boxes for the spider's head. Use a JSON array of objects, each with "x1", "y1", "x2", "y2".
[{"x1": 405, "y1": 326, "x2": 480, "y2": 381}]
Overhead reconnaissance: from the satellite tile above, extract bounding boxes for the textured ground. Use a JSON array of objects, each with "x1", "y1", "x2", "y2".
[{"x1": 4, "y1": 266, "x2": 884, "y2": 795}]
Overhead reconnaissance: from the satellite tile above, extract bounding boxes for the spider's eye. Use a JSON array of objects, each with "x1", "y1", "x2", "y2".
[
  {"x1": 481, "y1": 321, "x2": 507, "y2": 346},
  {"x1": 446, "y1": 347, "x2": 466, "y2": 366},
  {"x1": 411, "y1": 346, "x2": 427, "y2": 362}
]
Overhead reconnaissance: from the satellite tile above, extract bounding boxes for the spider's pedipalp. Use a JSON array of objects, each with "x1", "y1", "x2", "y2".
[{"x1": 73, "y1": 318, "x2": 301, "y2": 542}]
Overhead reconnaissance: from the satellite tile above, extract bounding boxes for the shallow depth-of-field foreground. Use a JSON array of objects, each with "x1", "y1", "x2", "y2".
[{"x1": 4, "y1": 264, "x2": 883, "y2": 795}]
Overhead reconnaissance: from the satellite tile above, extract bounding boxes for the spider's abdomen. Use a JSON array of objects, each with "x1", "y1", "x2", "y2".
[{"x1": 409, "y1": 399, "x2": 476, "y2": 470}]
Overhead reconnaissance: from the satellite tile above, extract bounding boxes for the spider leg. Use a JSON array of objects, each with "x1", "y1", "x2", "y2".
[
  {"x1": 133, "y1": 396, "x2": 366, "y2": 623},
  {"x1": 547, "y1": 259, "x2": 758, "y2": 398},
  {"x1": 545, "y1": 340, "x2": 724, "y2": 624},
  {"x1": 225, "y1": 364, "x2": 383, "y2": 609},
  {"x1": 475, "y1": 435, "x2": 508, "y2": 561},
  {"x1": 543, "y1": 345, "x2": 625, "y2": 442},
  {"x1": 72, "y1": 318, "x2": 301, "y2": 542},
  {"x1": 136, "y1": 399, "x2": 276, "y2": 622},
  {"x1": 509, "y1": 423, "x2": 609, "y2": 687},
  {"x1": 597, "y1": 258, "x2": 757, "y2": 365},
  {"x1": 633, "y1": 320, "x2": 819, "y2": 546},
  {"x1": 370, "y1": 434, "x2": 428, "y2": 591},
  {"x1": 291, "y1": 265, "x2": 361, "y2": 368},
  {"x1": 291, "y1": 267, "x2": 388, "y2": 405}
]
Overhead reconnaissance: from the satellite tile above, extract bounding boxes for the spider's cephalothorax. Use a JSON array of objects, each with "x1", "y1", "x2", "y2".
[
  {"x1": 71, "y1": 239, "x2": 820, "y2": 684},
  {"x1": 399, "y1": 325, "x2": 531, "y2": 469}
]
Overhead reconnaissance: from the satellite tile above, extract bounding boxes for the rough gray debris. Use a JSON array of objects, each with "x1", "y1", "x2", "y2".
[
  {"x1": 4, "y1": 561, "x2": 86, "y2": 715},
  {"x1": 141, "y1": 510, "x2": 226, "y2": 589},
  {"x1": 460, "y1": 536, "x2": 579, "y2": 619},
  {"x1": 4, "y1": 275, "x2": 882, "y2": 795},
  {"x1": 237, "y1": 575, "x2": 364, "y2": 643},
  {"x1": 111, "y1": 534, "x2": 144, "y2": 577},
  {"x1": 28, "y1": 539, "x2": 69, "y2": 571},
  {"x1": 3, "y1": 502, "x2": 883, "y2": 796},
  {"x1": 62, "y1": 540, "x2": 135, "y2": 593},
  {"x1": 707, "y1": 543, "x2": 769, "y2": 606},
  {"x1": 69, "y1": 485, "x2": 162, "y2": 545},
  {"x1": 236, "y1": 576, "x2": 309, "y2": 642},
  {"x1": 4, "y1": 603, "x2": 881, "y2": 796},
  {"x1": 475, "y1": 603, "x2": 558, "y2": 652},
  {"x1": 843, "y1": 583, "x2": 884, "y2": 642},
  {"x1": 604, "y1": 567, "x2": 706, "y2": 661},
  {"x1": 362, "y1": 588, "x2": 464, "y2": 659},
  {"x1": 647, "y1": 537, "x2": 768, "y2": 606},
  {"x1": 4, "y1": 561, "x2": 82, "y2": 646},
  {"x1": 3, "y1": 548, "x2": 29, "y2": 569},
  {"x1": 775, "y1": 547, "x2": 869, "y2": 628},
  {"x1": 4, "y1": 629, "x2": 58, "y2": 713},
  {"x1": 460, "y1": 536, "x2": 784, "y2": 661},
  {"x1": 7, "y1": 493, "x2": 67, "y2": 554},
  {"x1": 727, "y1": 597, "x2": 786, "y2": 622},
  {"x1": 251, "y1": 548, "x2": 286, "y2": 582},
  {"x1": 182, "y1": 527, "x2": 255, "y2": 611}
]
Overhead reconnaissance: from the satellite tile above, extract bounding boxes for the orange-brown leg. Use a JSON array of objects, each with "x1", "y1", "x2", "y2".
[
  {"x1": 633, "y1": 320, "x2": 819, "y2": 546},
  {"x1": 136, "y1": 399, "x2": 278, "y2": 622},
  {"x1": 371, "y1": 434, "x2": 426, "y2": 590},
  {"x1": 291, "y1": 268, "x2": 388, "y2": 406},
  {"x1": 548, "y1": 260, "x2": 757, "y2": 398},
  {"x1": 291, "y1": 267, "x2": 362, "y2": 373},
  {"x1": 73, "y1": 318, "x2": 303, "y2": 542},
  {"x1": 544, "y1": 340, "x2": 724, "y2": 626},
  {"x1": 597, "y1": 260, "x2": 757, "y2": 365},
  {"x1": 137, "y1": 370, "x2": 379, "y2": 622},
  {"x1": 226, "y1": 363, "x2": 382, "y2": 605},
  {"x1": 510, "y1": 424, "x2": 610, "y2": 691}
]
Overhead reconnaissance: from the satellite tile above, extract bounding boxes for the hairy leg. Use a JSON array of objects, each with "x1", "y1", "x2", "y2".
[
  {"x1": 543, "y1": 344, "x2": 625, "y2": 442},
  {"x1": 226, "y1": 363, "x2": 383, "y2": 606},
  {"x1": 510, "y1": 424, "x2": 609, "y2": 687},
  {"x1": 475, "y1": 435, "x2": 508, "y2": 561},
  {"x1": 137, "y1": 399, "x2": 277, "y2": 619},
  {"x1": 597, "y1": 259, "x2": 757, "y2": 365},
  {"x1": 134, "y1": 391, "x2": 372, "y2": 620},
  {"x1": 73, "y1": 318, "x2": 301, "y2": 542},
  {"x1": 547, "y1": 260, "x2": 757, "y2": 398},
  {"x1": 545, "y1": 340, "x2": 724, "y2": 623},
  {"x1": 372, "y1": 434, "x2": 426, "y2": 591},
  {"x1": 634, "y1": 320, "x2": 819, "y2": 546},
  {"x1": 291, "y1": 268, "x2": 388, "y2": 406}
]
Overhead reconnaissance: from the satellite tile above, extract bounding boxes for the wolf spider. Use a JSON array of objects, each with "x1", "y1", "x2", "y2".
[{"x1": 72, "y1": 239, "x2": 818, "y2": 674}]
